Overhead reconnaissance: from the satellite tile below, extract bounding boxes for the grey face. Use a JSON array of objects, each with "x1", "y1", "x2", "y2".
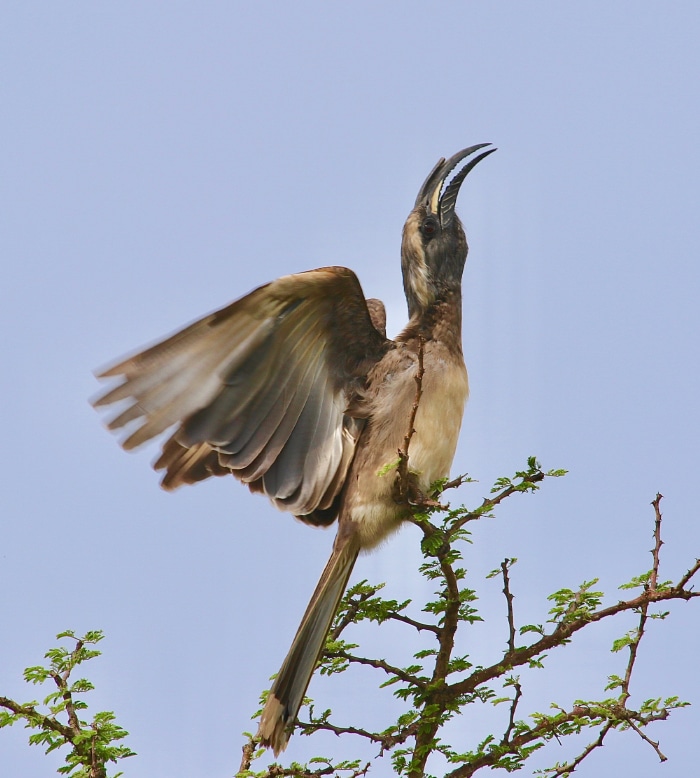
[{"x1": 402, "y1": 144, "x2": 496, "y2": 317}]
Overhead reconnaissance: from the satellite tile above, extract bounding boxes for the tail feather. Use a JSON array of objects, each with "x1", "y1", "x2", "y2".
[{"x1": 257, "y1": 535, "x2": 360, "y2": 755}]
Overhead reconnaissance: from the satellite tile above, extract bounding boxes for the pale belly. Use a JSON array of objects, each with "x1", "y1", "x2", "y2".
[{"x1": 345, "y1": 347, "x2": 469, "y2": 549}]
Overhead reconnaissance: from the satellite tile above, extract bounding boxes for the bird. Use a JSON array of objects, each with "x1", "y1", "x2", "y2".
[{"x1": 92, "y1": 143, "x2": 495, "y2": 754}]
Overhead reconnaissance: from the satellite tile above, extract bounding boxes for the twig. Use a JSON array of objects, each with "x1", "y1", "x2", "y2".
[
  {"x1": 612, "y1": 497, "x2": 667, "y2": 763},
  {"x1": 627, "y1": 719, "x2": 668, "y2": 762},
  {"x1": 329, "y1": 589, "x2": 377, "y2": 642},
  {"x1": 501, "y1": 559, "x2": 517, "y2": 654},
  {"x1": 324, "y1": 650, "x2": 426, "y2": 688},
  {"x1": 548, "y1": 722, "x2": 613, "y2": 777},
  {"x1": 401, "y1": 336, "x2": 425, "y2": 462},
  {"x1": 395, "y1": 337, "x2": 425, "y2": 505},
  {"x1": 299, "y1": 714, "x2": 419, "y2": 752},
  {"x1": 620, "y1": 606, "x2": 647, "y2": 708},
  {"x1": 501, "y1": 679, "x2": 522, "y2": 745},
  {"x1": 676, "y1": 558, "x2": 700, "y2": 592},
  {"x1": 499, "y1": 559, "x2": 522, "y2": 745},
  {"x1": 384, "y1": 610, "x2": 440, "y2": 635},
  {"x1": 449, "y1": 471, "x2": 545, "y2": 537},
  {"x1": 650, "y1": 494, "x2": 664, "y2": 591},
  {"x1": 442, "y1": 474, "x2": 471, "y2": 492}
]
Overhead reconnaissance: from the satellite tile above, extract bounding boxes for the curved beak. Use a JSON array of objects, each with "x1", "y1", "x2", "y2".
[{"x1": 414, "y1": 143, "x2": 497, "y2": 225}]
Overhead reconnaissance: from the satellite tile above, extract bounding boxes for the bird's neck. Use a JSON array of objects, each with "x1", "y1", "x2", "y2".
[{"x1": 398, "y1": 288, "x2": 464, "y2": 352}]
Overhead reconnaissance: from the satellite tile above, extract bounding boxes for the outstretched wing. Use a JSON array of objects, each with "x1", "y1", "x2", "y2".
[{"x1": 93, "y1": 266, "x2": 390, "y2": 520}]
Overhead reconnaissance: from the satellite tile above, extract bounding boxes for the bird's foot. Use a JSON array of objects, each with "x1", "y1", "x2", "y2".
[{"x1": 393, "y1": 471, "x2": 447, "y2": 511}]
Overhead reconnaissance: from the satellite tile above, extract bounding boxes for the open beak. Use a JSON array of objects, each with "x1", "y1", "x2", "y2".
[{"x1": 414, "y1": 143, "x2": 497, "y2": 225}]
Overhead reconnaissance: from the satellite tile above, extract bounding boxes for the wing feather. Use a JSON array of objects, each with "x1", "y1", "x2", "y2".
[
  {"x1": 93, "y1": 267, "x2": 390, "y2": 520},
  {"x1": 221, "y1": 343, "x2": 322, "y2": 476}
]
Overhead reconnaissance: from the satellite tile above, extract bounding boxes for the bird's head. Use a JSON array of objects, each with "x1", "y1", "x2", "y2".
[{"x1": 401, "y1": 143, "x2": 496, "y2": 318}]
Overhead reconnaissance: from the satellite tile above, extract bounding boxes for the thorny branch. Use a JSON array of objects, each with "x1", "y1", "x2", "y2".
[
  {"x1": 650, "y1": 493, "x2": 664, "y2": 592},
  {"x1": 501, "y1": 559, "x2": 517, "y2": 654},
  {"x1": 615, "y1": 494, "x2": 667, "y2": 762},
  {"x1": 499, "y1": 559, "x2": 522, "y2": 746},
  {"x1": 501, "y1": 679, "x2": 523, "y2": 746},
  {"x1": 676, "y1": 558, "x2": 700, "y2": 591},
  {"x1": 399, "y1": 336, "x2": 425, "y2": 469},
  {"x1": 395, "y1": 337, "x2": 439, "y2": 508}
]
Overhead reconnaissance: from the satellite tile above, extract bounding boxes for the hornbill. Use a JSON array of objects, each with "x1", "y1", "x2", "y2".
[{"x1": 92, "y1": 143, "x2": 495, "y2": 754}]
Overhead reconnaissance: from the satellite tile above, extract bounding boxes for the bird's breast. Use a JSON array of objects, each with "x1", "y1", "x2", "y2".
[
  {"x1": 343, "y1": 343, "x2": 469, "y2": 549},
  {"x1": 408, "y1": 353, "x2": 469, "y2": 486}
]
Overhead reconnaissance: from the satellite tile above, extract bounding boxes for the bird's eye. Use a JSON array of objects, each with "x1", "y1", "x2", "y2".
[{"x1": 421, "y1": 217, "x2": 438, "y2": 237}]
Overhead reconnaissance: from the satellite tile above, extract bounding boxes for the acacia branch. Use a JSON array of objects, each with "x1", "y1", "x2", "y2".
[{"x1": 433, "y1": 560, "x2": 461, "y2": 681}]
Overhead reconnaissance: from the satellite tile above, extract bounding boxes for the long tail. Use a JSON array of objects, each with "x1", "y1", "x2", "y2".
[{"x1": 257, "y1": 532, "x2": 360, "y2": 755}]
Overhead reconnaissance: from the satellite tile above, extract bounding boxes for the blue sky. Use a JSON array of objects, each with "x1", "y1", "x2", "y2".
[{"x1": 2, "y1": 3, "x2": 699, "y2": 776}]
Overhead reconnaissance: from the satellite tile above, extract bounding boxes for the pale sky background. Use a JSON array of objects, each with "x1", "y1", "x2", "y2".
[{"x1": 2, "y1": 3, "x2": 699, "y2": 777}]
